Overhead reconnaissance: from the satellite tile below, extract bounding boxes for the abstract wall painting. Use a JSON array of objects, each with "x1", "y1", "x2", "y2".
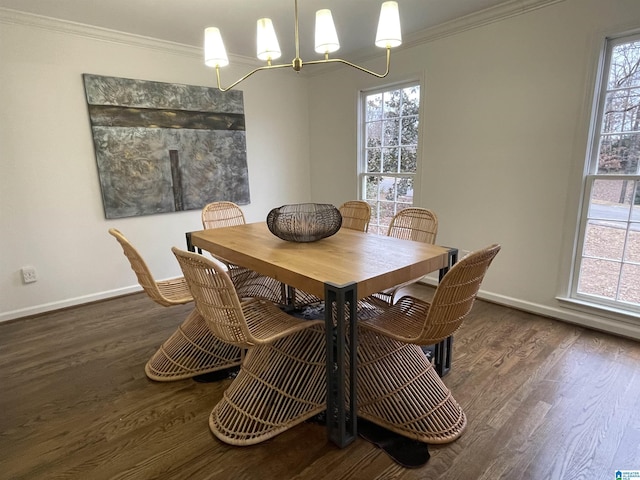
[{"x1": 83, "y1": 74, "x2": 250, "y2": 219}]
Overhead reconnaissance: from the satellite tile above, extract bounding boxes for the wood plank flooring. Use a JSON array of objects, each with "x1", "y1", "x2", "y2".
[{"x1": 1, "y1": 286, "x2": 639, "y2": 479}]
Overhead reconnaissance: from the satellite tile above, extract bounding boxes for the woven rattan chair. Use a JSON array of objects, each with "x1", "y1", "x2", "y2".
[
  {"x1": 201, "y1": 200, "x2": 247, "y2": 229},
  {"x1": 172, "y1": 247, "x2": 327, "y2": 445},
  {"x1": 201, "y1": 201, "x2": 285, "y2": 304},
  {"x1": 357, "y1": 244, "x2": 501, "y2": 444},
  {"x1": 373, "y1": 207, "x2": 439, "y2": 305},
  {"x1": 145, "y1": 309, "x2": 243, "y2": 381},
  {"x1": 109, "y1": 228, "x2": 242, "y2": 381},
  {"x1": 388, "y1": 207, "x2": 438, "y2": 243},
  {"x1": 109, "y1": 228, "x2": 193, "y2": 306},
  {"x1": 339, "y1": 200, "x2": 371, "y2": 232}
]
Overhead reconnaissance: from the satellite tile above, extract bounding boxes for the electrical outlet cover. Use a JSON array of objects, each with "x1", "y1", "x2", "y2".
[{"x1": 21, "y1": 266, "x2": 37, "y2": 283}]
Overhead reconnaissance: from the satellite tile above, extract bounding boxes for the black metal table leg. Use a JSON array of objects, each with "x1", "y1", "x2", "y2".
[
  {"x1": 185, "y1": 232, "x2": 201, "y2": 253},
  {"x1": 324, "y1": 281, "x2": 357, "y2": 448},
  {"x1": 185, "y1": 232, "x2": 194, "y2": 252},
  {"x1": 434, "y1": 247, "x2": 458, "y2": 377}
]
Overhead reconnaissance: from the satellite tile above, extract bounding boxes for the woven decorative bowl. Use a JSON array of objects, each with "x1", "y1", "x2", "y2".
[{"x1": 266, "y1": 203, "x2": 342, "y2": 242}]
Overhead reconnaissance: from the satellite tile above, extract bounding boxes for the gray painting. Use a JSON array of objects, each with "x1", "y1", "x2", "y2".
[{"x1": 83, "y1": 74, "x2": 250, "y2": 219}]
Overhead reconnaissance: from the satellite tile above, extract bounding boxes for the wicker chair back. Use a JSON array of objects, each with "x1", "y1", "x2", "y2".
[
  {"x1": 172, "y1": 247, "x2": 252, "y2": 346},
  {"x1": 387, "y1": 207, "x2": 438, "y2": 244},
  {"x1": 202, "y1": 201, "x2": 246, "y2": 229},
  {"x1": 108, "y1": 228, "x2": 193, "y2": 306},
  {"x1": 339, "y1": 200, "x2": 371, "y2": 232}
]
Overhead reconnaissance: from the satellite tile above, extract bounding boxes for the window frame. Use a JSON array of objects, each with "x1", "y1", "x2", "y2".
[
  {"x1": 569, "y1": 31, "x2": 640, "y2": 315},
  {"x1": 357, "y1": 80, "x2": 423, "y2": 235}
]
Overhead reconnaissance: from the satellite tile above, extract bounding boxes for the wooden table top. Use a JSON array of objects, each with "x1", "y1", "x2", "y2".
[{"x1": 190, "y1": 222, "x2": 450, "y2": 299}]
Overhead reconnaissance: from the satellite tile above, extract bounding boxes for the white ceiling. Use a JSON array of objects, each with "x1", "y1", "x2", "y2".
[{"x1": 0, "y1": 0, "x2": 512, "y2": 62}]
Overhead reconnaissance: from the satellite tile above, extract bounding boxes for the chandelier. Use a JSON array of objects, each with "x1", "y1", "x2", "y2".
[{"x1": 204, "y1": 0, "x2": 402, "y2": 91}]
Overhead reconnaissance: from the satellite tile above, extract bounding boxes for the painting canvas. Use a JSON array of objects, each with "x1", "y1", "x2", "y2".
[{"x1": 83, "y1": 74, "x2": 250, "y2": 219}]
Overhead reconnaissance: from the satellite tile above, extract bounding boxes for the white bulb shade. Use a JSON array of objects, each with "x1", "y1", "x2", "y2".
[
  {"x1": 314, "y1": 9, "x2": 340, "y2": 54},
  {"x1": 204, "y1": 27, "x2": 229, "y2": 67},
  {"x1": 375, "y1": 1, "x2": 402, "y2": 48},
  {"x1": 256, "y1": 18, "x2": 281, "y2": 61}
]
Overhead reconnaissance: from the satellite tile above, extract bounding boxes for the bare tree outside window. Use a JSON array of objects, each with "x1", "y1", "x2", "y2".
[
  {"x1": 360, "y1": 84, "x2": 420, "y2": 234},
  {"x1": 575, "y1": 36, "x2": 640, "y2": 310}
]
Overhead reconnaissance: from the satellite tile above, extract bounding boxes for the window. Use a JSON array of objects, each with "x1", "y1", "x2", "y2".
[
  {"x1": 359, "y1": 83, "x2": 420, "y2": 235},
  {"x1": 572, "y1": 34, "x2": 640, "y2": 312}
]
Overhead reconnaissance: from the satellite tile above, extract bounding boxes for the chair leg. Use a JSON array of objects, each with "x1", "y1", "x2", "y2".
[
  {"x1": 209, "y1": 325, "x2": 326, "y2": 446},
  {"x1": 145, "y1": 309, "x2": 243, "y2": 381},
  {"x1": 356, "y1": 328, "x2": 466, "y2": 444}
]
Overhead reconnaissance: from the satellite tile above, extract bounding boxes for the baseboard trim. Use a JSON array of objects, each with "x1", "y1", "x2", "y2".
[
  {"x1": 0, "y1": 285, "x2": 142, "y2": 323},
  {"x1": 419, "y1": 278, "x2": 640, "y2": 341},
  {"x1": 5, "y1": 279, "x2": 640, "y2": 341}
]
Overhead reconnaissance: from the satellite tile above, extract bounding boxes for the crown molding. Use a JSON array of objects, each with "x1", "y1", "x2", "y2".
[
  {"x1": 404, "y1": 0, "x2": 566, "y2": 48},
  {"x1": 1, "y1": 0, "x2": 566, "y2": 74},
  {"x1": 0, "y1": 7, "x2": 259, "y2": 68},
  {"x1": 348, "y1": 0, "x2": 566, "y2": 67}
]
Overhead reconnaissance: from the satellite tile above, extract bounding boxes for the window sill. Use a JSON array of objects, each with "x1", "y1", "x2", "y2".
[{"x1": 556, "y1": 295, "x2": 640, "y2": 324}]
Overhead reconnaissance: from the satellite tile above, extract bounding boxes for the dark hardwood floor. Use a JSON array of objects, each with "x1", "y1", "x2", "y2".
[{"x1": 1, "y1": 286, "x2": 639, "y2": 479}]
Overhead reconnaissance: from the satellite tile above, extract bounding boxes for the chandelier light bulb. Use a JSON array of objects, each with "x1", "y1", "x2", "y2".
[
  {"x1": 204, "y1": 27, "x2": 229, "y2": 67},
  {"x1": 257, "y1": 18, "x2": 282, "y2": 61},
  {"x1": 375, "y1": 1, "x2": 402, "y2": 48},
  {"x1": 315, "y1": 9, "x2": 340, "y2": 55}
]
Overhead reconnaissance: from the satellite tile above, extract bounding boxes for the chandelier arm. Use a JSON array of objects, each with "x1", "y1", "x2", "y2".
[
  {"x1": 209, "y1": 0, "x2": 400, "y2": 91},
  {"x1": 294, "y1": 0, "x2": 300, "y2": 60},
  {"x1": 216, "y1": 63, "x2": 292, "y2": 92},
  {"x1": 304, "y1": 47, "x2": 392, "y2": 79}
]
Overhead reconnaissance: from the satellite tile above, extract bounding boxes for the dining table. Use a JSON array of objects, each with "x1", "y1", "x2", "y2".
[{"x1": 186, "y1": 222, "x2": 457, "y2": 448}]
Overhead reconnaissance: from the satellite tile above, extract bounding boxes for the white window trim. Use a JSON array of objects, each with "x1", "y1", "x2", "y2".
[
  {"x1": 357, "y1": 78, "x2": 425, "y2": 232},
  {"x1": 566, "y1": 30, "x2": 640, "y2": 318}
]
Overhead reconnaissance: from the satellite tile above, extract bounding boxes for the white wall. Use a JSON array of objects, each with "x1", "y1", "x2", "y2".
[
  {"x1": 0, "y1": 12, "x2": 311, "y2": 320},
  {"x1": 3, "y1": 0, "x2": 640, "y2": 339},
  {"x1": 307, "y1": 0, "x2": 640, "y2": 338}
]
